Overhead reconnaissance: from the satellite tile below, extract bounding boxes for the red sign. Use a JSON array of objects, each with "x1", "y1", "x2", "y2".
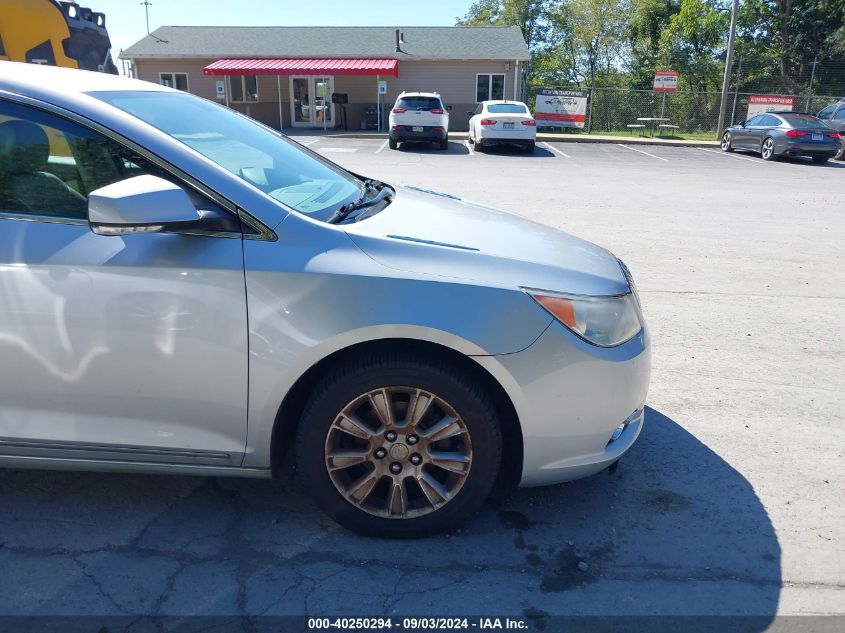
[{"x1": 653, "y1": 70, "x2": 679, "y2": 92}]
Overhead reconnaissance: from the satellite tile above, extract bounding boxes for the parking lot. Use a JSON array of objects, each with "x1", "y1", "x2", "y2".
[{"x1": 1, "y1": 137, "x2": 843, "y2": 625}]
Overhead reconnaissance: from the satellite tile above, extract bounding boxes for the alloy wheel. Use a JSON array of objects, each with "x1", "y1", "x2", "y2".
[
  {"x1": 721, "y1": 132, "x2": 731, "y2": 151},
  {"x1": 324, "y1": 387, "x2": 473, "y2": 519},
  {"x1": 762, "y1": 138, "x2": 774, "y2": 160}
]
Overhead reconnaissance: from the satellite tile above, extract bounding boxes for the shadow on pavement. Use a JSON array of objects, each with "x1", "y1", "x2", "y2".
[
  {"x1": 0, "y1": 407, "x2": 779, "y2": 626},
  {"x1": 396, "y1": 141, "x2": 469, "y2": 156}
]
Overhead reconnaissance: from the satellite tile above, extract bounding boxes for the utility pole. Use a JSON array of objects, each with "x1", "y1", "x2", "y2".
[
  {"x1": 805, "y1": 58, "x2": 818, "y2": 111},
  {"x1": 716, "y1": 0, "x2": 739, "y2": 138},
  {"x1": 141, "y1": 0, "x2": 152, "y2": 35},
  {"x1": 730, "y1": 55, "x2": 743, "y2": 127}
]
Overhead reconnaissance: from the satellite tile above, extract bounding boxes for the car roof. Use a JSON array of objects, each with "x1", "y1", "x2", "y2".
[
  {"x1": 0, "y1": 61, "x2": 174, "y2": 123},
  {"x1": 770, "y1": 111, "x2": 815, "y2": 116},
  {"x1": 398, "y1": 91, "x2": 441, "y2": 98}
]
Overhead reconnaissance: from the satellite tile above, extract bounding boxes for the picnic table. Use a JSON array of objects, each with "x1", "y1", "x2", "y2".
[{"x1": 636, "y1": 117, "x2": 671, "y2": 137}]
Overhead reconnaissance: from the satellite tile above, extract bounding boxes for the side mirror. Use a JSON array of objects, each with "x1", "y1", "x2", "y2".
[
  {"x1": 88, "y1": 175, "x2": 201, "y2": 236},
  {"x1": 446, "y1": 105, "x2": 453, "y2": 112},
  {"x1": 466, "y1": 110, "x2": 475, "y2": 117},
  {"x1": 741, "y1": 121, "x2": 748, "y2": 128}
]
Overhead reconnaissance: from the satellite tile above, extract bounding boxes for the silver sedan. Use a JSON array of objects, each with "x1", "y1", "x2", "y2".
[{"x1": 0, "y1": 63, "x2": 650, "y2": 537}]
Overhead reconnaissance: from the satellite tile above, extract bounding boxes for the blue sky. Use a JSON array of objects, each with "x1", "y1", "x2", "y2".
[{"x1": 101, "y1": 0, "x2": 475, "y2": 63}]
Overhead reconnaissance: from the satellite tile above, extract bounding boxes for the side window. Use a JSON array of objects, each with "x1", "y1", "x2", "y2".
[
  {"x1": 817, "y1": 106, "x2": 835, "y2": 120},
  {"x1": 160, "y1": 72, "x2": 189, "y2": 91},
  {"x1": 745, "y1": 115, "x2": 764, "y2": 126},
  {"x1": 760, "y1": 115, "x2": 780, "y2": 127},
  {"x1": 833, "y1": 108, "x2": 845, "y2": 121},
  {"x1": 474, "y1": 104, "x2": 483, "y2": 115},
  {"x1": 0, "y1": 99, "x2": 169, "y2": 220}
]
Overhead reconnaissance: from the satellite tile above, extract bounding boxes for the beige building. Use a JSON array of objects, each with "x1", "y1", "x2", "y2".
[{"x1": 120, "y1": 26, "x2": 531, "y2": 132}]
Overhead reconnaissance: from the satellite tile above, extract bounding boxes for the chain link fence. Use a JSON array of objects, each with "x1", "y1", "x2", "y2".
[{"x1": 581, "y1": 88, "x2": 843, "y2": 136}]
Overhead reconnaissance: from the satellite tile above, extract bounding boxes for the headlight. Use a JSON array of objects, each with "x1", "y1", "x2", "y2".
[{"x1": 526, "y1": 289, "x2": 642, "y2": 347}]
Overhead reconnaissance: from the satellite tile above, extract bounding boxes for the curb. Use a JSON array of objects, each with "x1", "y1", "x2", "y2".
[{"x1": 290, "y1": 131, "x2": 719, "y2": 148}]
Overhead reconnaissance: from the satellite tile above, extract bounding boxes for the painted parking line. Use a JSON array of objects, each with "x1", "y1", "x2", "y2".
[
  {"x1": 375, "y1": 139, "x2": 389, "y2": 154},
  {"x1": 616, "y1": 143, "x2": 669, "y2": 162},
  {"x1": 464, "y1": 139, "x2": 475, "y2": 155},
  {"x1": 698, "y1": 147, "x2": 763, "y2": 164},
  {"x1": 318, "y1": 147, "x2": 358, "y2": 153},
  {"x1": 542, "y1": 142, "x2": 571, "y2": 158},
  {"x1": 297, "y1": 139, "x2": 319, "y2": 146}
]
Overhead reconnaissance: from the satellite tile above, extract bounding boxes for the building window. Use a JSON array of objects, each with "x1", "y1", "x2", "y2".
[
  {"x1": 476, "y1": 74, "x2": 505, "y2": 102},
  {"x1": 159, "y1": 72, "x2": 188, "y2": 91},
  {"x1": 230, "y1": 75, "x2": 258, "y2": 102}
]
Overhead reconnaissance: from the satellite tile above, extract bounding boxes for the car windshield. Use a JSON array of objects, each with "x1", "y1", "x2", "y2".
[
  {"x1": 91, "y1": 90, "x2": 362, "y2": 221},
  {"x1": 396, "y1": 97, "x2": 442, "y2": 110},
  {"x1": 780, "y1": 113, "x2": 829, "y2": 129},
  {"x1": 487, "y1": 104, "x2": 528, "y2": 114}
]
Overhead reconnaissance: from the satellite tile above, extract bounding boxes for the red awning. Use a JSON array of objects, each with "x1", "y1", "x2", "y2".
[{"x1": 203, "y1": 58, "x2": 398, "y2": 77}]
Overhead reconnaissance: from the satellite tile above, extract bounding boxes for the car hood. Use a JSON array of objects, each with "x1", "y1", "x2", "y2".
[{"x1": 342, "y1": 186, "x2": 630, "y2": 296}]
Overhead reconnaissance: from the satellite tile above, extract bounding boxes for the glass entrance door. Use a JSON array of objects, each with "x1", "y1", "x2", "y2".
[{"x1": 290, "y1": 76, "x2": 335, "y2": 127}]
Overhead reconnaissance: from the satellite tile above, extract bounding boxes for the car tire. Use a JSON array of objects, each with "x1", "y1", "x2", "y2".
[
  {"x1": 439, "y1": 138, "x2": 449, "y2": 150},
  {"x1": 524, "y1": 141, "x2": 535, "y2": 153},
  {"x1": 389, "y1": 138, "x2": 398, "y2": 150},
  {"x1": 475, "y1": 140, "x2": 485, "y2": 152},
  {"x1": 721, "y1": 132, "x2": 733, "y2": 152},
  {"x1": 295, "y1": 353, "x2": 502, "y2": 538},
  {"x1": 761, "y1": 137, "x2": 777, "y2": 161},
  {"x1": 812, "y1": 155, "x2": 830, "y2": 164},
  {"x1": 835, "y1": 141, "x2": 845, "y2": 160}
]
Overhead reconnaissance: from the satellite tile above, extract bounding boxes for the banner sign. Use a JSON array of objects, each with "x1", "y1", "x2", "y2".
[
  {"x1": 534, "y1": 89, "x2": 588, "y2": 128},
  {"x1": 653, "y1": 70, "x2": 679, "y2": 92},
  {"x1": 746, "y1": 95, "x2": 795, "y2": 118}
]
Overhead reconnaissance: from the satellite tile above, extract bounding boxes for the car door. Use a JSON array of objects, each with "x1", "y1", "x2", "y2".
[
  {"x1": 734, "y1": 114, "x2": 763, "y2": 149},
  {"x1": 753, "y1": 114, "x2": 782, "y2": 150},
  {"x1": 0, "y1": 98, "x2": 249, "y2": 467},
  {"x1": 830, "y1": 107, "x2": 845, "y2": 133},
  {"x1": 470, "y1": 103, "x2": 483, "y2": 140}
]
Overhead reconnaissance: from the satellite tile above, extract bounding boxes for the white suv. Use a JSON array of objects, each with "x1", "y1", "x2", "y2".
[{"x1": 389, "y1": 92, "x2": 450, "y2": 150}]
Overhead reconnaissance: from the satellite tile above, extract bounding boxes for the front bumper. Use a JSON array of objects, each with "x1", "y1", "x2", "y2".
[{"x1": 474, "y1": 320, "x2": 651, "y2": 487}]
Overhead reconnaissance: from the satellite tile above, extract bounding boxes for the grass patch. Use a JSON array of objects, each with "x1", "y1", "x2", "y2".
[{"x1": 539, "y1": 128, "x2": 718, "y2": 141}]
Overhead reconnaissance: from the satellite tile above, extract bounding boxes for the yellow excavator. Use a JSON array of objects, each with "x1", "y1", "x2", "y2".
[{"x1": 0, "y1": 0, "x2": 118, "y2": 73}]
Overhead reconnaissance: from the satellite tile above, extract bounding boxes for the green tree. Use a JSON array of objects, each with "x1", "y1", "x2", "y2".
[
  {"x1": 629, "y1": 0, "x2": 679, "y2": 87},
  {"x1": 659, "y1": 0, "x2": 727, "y2": 92}
]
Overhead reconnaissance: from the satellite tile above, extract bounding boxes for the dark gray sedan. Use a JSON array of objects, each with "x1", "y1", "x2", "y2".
[{"x1": 721, "y1": 111, "x2": 841, "y2": 163}]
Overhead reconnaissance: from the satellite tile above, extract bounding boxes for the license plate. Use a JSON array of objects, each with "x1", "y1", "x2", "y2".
[
  {"x1": 503, "y1": 122, "x2": 514, "y2": 129},
  {"x1": 412, "y1": 126, "x2": 424, "y2": 132},
  {"x1": 812, "y1": 133, "x2": 823, "y2": 141}
]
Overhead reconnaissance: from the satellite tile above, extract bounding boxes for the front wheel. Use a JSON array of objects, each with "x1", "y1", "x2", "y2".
[
  {"x1": 721, "y1": 132, "x2": 733, "y2": 152},
  {"x1": 761, "y1": 137, "x2": 777, "y2": 161},
  {"x1": 296, "y1": 354, "x2": 502, "y2": 538}
]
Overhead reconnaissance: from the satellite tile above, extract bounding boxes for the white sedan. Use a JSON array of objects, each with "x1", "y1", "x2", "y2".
[{"x1": 467, "y1": 100, "x2": 536, "y2": 152}]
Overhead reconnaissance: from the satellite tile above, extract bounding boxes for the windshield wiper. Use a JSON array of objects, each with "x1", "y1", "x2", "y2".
[{"x1": 327, "y1": 179, "x2": 391, "y2": 224}]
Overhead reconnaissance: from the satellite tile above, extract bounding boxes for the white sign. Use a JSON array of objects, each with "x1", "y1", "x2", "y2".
[
  {"x1": 746, "y1": 94, "x2": 795, "y2": 118},
  {"x1": 653, "y1": 70, "x2": 679, "y2": 92},
  {"x1": 534, "y1": 89, "x2": 588, "y2": 129},
  {"x1": 215, "y1": 80, "x2": 225, "y2": 100},
  {"x1": 378, "y1": 80, "x2": 387, "y2": 95}
]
